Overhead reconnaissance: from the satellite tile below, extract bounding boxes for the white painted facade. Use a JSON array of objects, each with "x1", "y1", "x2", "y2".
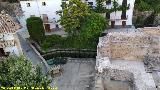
[
  {"x1": 0, "y1": 33, "x2": 21, "y2": 56},
  {"x1": 19, "y1": 0, "x2": 62, "y2": 29},
  {"x1": 19, "y1": 0, "x2": 135, "y2": 29},
  {"x1": 82, "y1": 0, "x2": 135, "y2": 27},
  {"x1": 106, "y1": 0, "x2": 135, "y2": 27}
]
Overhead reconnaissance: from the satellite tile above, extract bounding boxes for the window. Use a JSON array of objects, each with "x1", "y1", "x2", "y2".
[
  {"x1": 27, "y1": 3, "x2": 30, "y2": 7},
  {"x1": 30, "y1": 15, "x2": 35, "y2": 17},
  {"x1": 42, "y1": 2, "x2": 46, "y2": 6},
  {"x1": 121, "y1": 12, "x2": 126, "y2": 19},
  {"x1": 106, "y1": 12, "x2": 110, "y2": 19},
  {"x1": 106, "y1": 0, "x2": 111, "y2": 5},
  {"x1": 122, "y1": 21, "x2": 126, "y2": 27},
  {"x1": 88, "y1": 2, "x2": 93, "y2": 6}
]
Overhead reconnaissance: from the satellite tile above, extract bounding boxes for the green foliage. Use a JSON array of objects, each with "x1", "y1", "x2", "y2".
[
  {"x1": 135, "y1": 0, "x2": 152, "y2": 11},
  {"x1": 41, "y1": 35, "x2": 97, "y2": 50},
  {"x1": 26, "y1": 17, "x2": 45, "y2": 44},
  {"x1": 0, "y1": 56, "x2": 51, "y2": 89},
  {"x1": 61, "y1": 36, "x2": 98, "y2": 49},
  {"x1": 135, "y1": 0, "x2": 160, "y2": 13},
  {"x1": 95, "y1": 0, "x2": 128, "y2": 13},
  {"x1": 80, "y1": 13, "x2": 107, "y2": 39},
  {"x1": 57, "y1": 0, "x2": 91, "y2": 35},
  {"x1": 95, "y1": 0, "x2": 108, "y2": 13},
  {"x1": 41, "y1": 35, "x2": 63, "y2": 50},
  {"x1": 44, "y1": 0, "x2": 108, "y2": 50}
]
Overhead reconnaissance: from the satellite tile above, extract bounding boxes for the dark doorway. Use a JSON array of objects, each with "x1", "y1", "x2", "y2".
[
  {"x1": 106, "y1": 12, "x2": 110, "y2": 19},
  {"x1": 111, "y1": 21, "x2": 115, "y2": 28},
  {"x1": 0, "y1": 48, "x2": 5, "y2": 57},
  {"x1": 106, "y1": 0, "x2": 111, "y2": 5},
  {"x1": 44, "y1": 24, "x2": 51, "y2": 32},
  {"x1": 122, "y1": 21, "x2": 126, "y2": 27}
]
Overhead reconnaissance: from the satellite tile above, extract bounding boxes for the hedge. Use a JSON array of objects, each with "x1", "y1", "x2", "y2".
[{"x1": 26, "y1": 17, "x2": 45, "y2": 44}]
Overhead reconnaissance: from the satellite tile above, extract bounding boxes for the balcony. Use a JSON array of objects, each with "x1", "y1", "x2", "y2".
[{"x1": 109, "y1": 15, "x2": 128, "y2": 21}]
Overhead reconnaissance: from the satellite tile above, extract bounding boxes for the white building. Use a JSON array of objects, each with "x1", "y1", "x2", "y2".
[
  {"x1": 0, "y1": 10, "x2": 22, "y2": 56},
  {"x1": 19, "y1": 0, "x2": 135, "y2": 30},
  {"x1": 19, "y1": 0, "x2": 62, "y2": 31},
  {"x1": 82, "y1": 0, "x2": 135, "y2": 28},
  {"x1": 106, "y1": 0, "x2": 135, "y2": 28}
]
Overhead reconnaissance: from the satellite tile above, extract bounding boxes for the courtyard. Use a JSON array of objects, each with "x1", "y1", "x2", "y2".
[{"x1": 50, "y1": 58, "x2": 96, "y2": 90}]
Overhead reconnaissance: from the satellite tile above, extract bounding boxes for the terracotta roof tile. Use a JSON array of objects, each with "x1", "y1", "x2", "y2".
[{"x1": 0, "y1": 10, "x2": 21, "y2": 33}]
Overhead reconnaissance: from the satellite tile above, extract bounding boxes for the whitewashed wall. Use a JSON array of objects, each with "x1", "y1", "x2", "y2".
[
  {"x1": 0, "y1": 33, "x2": 20, "y2": 56},
  {"x1": 107, "y1": 0, "x2": 135, "y2": 26},
  {"x1": 19, "y1": 0, "x2": 135, "y2": 29},
  {"x1": 19, "y1": 0, "x2": 62, "y2": 29},
  {"x1": 0, "y1": 33, "x2": 14, "y2": 41},
  {"x1": 4, "y1": 46, "x2": 20, "y2": 56}
]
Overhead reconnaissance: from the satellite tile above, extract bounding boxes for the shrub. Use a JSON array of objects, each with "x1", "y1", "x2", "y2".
[
  {"x1": 26, "y1": 17, "x2": 45, "y2": 44},
  {"x1": 41, "y1": 35, "x2": 63, "y2": 50},
  {"x1": 80, "y1": 13, "x2": 107, "y2": 39}
]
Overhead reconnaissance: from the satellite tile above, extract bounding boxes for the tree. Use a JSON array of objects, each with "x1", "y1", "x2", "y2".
[
  {"x1": 57, "y1": 0, "x2": 91, "y2": 35},
  {"x1": 80, "y1": 13, "x2": 107, "y2": 39},
  {"x1": 0, "y1": 56, "x2": 51, "y2": 89},
  {"x1": 26, "y1": 17, "x2": 45, "y2": 44},
  {"x1": 95, "y1": 0, "x2": 108, "y2": 13},
  {"x1": 95, "y1": 0, "x2": 128, "y2": 13},
  {"x1": 135, "y1": 0, "x2": 160, "y2": 26},
  {"x1": 135, "y1": 0, "x2": 160, "y2": 13}
]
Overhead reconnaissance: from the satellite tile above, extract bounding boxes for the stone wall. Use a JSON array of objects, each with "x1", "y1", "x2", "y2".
[
  {"x1": 139, "y1": 27, "x2": 160, "y2": 36},
  {"x1": 0, "y1": 2, "x2": 23, "y2": 18},
  {"x1": 95, "y1": 28, "x2": 160, "y2": 90},
  {"x1": 103, "y1": 68, "x2": 134, "y2": 82},
  {"x1": 98, "y1": 32, "x2": 151, "y2": 60},
  {"x1": 144, "y1": 55, "x2": 160, "y2": 71}
]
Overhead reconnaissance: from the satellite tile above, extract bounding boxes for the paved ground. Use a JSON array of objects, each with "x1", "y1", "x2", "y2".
[
  {"x1": 17, "y1": 33, "x2": 48, "y2": 74},
  {"x1": 18, "y1": 28, "x2": 30, "y2": 38},
  {"x1": 110, "y1": 60, "x2": 156, "y2": 90},
  {"x1": 103, "y1": 79, "x2": 132, "y2": 90},
  {"x1": 50, "y1": 58, "x2": 96, "y2": 90}
]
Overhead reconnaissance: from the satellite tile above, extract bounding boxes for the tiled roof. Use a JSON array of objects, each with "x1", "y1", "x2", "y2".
[{"x1": 0, "y1": 10, "x2": 21, "y2": 33}]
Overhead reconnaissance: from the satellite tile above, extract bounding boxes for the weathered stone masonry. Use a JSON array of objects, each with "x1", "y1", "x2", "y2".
[{"x1": 95, "y1": 27, "x2": 160, "y2": 90}]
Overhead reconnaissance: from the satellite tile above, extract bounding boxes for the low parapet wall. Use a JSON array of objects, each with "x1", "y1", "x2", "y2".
[{"x1": 138, "y1": 27, "x2": 160, "y2": 36}]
